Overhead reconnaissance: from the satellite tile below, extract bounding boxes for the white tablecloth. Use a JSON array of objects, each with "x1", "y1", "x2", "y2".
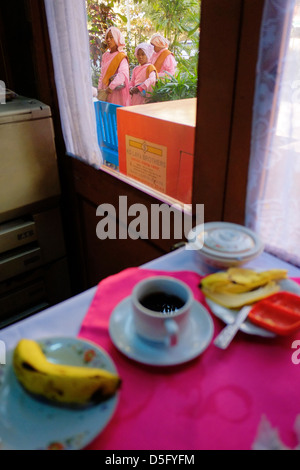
[{"x1": 1, "y1": 247, "x2": 300, "y2": 350}]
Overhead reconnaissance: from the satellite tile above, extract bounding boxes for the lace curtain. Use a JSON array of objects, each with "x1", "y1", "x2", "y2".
[
  {"x1": 44, "y1": 0, "x2": 102, "y2": 167},
  {"x1": 246, "y1": 0, "x2": 300, "y2": 266}
]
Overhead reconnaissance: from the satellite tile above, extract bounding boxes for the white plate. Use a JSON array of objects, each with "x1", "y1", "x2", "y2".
[
  {"x1": 109, "y1": 297, "x2": 214, "y2": 366},
  {"x1": 205, "y1": 278, "x2": 300, "y2": 337},
  {"x1": 0, "y1": 337, "x2": 119, "y2": 450},
  {"x1": 205, "y1": 298, "x2": 275, "y2": 337}
]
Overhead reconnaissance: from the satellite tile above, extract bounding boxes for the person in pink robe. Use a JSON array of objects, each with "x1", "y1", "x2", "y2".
[
  {"x1": 150, "y1": 33, "x2": 177, "y2": 78},
  {"x1": 129, "y1": 43, "x2": 157, "y2": 106},
  {"x1": 97, "y1": 27, "x2": 130, "y2": 106}
]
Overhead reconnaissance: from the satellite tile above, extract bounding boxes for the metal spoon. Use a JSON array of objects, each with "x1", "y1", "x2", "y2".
[{"x1": 213, "y1": 305, "x2": 252, "y2": 349}]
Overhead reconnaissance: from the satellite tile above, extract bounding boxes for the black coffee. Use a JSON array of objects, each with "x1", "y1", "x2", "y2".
[{"x1": 140, "y1": 292, "x2": 185, "y2": 314}]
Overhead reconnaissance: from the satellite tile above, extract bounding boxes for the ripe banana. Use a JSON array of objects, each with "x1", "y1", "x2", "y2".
[{"x1": 13, "y1": 339, "x2": 121, "y2": 407}]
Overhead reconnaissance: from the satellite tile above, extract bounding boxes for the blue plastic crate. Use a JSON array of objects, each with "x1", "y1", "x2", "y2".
[{"x1": 94, "y1": 100, "x2": 121, "y2": 167}]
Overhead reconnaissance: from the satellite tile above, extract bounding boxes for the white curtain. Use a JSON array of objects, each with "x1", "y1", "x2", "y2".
[
  {"x1": 44, "y1": 0, "x2": 102, "y2": 167},
  {"x1": 246, "y1": 0, "x2": 300, "y2": 266}
]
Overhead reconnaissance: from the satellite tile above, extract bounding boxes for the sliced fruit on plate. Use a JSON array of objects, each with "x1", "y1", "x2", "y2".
[
  {"x1": 226, "y1": 268, "x2": 287, "y2": 290},
  {"x1": 200, "y1": 268, "x2": 287, "y2": 293},
  {"x1": 201, "y1": 281, "x2": 280, "y2": 309},
  {"x1": 199, "y1": 267, "x2": 288, "y2": 307},
  {"x1": 248, "y1": 291, "x2": 300, "y2": 335}
]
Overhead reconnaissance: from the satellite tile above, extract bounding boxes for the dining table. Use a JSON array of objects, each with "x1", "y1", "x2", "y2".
[{"x1": 1, "y1": 246, "x2": 300, "y2": 452}]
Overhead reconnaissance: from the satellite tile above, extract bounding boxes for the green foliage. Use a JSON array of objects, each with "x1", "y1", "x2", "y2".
[
  {"x1": 86, "y1": 1, "x2": 115, "y2": 63},
  {"x1": 87, "y1": 0, "x2": 201, "y2": 98},
  {"x1": 86, "y1": 1, "x2": 116, "y2": 85},
  {"x1": 148, "y1": 53, "x2": 199, "y2": 103},
  {"x1": 147, "y1": 69, "x2": 198, "y2": 103},
  {"x1": 128, "y1": 0, "x2": 201, "y2": 82},
  {"x1": 175, "y1": 48, "x2": 199, "y2": 75},
  {"x1": 142, "y1": 0, "x2": 200, "y2": 49}
]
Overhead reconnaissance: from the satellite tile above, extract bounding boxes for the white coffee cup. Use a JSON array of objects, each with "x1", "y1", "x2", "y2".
[{"x1": 131, "y1": 276, "x2": 193, "y2": 347}]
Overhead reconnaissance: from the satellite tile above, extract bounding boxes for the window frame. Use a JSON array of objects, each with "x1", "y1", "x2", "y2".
[
  {"x1": 193, "y1": 0, "x2": 264, "y2": 224},
  {"x1": 0, "y1": 0, "x2": 265, "y2": 225},
  {"x1": 28, "y1": 0, "x2": 264, "y2": 225},
  {"x1": 89, "y1": 0, "x2": 265, "y2": 226}
]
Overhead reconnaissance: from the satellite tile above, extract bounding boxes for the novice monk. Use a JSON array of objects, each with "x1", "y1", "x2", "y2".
[
  {"x1": 150, "y1": 33, "x2": 177, "y2": 78},
  {"x1": 97, "y1": 27, "x2": 130, "y2": 106},
  {"x1": 129, "y1": 43, "x2": 158, "y2": 105}
]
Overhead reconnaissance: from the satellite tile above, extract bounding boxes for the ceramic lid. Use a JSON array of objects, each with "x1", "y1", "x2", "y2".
[{"x1": 187, "y1": 222, "x2": 264, "y2": 260}]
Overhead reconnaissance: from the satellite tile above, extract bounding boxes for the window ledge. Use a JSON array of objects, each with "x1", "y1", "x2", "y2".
[{"x1": 100, "y1": 164, "x2": 193, "y2": 215}]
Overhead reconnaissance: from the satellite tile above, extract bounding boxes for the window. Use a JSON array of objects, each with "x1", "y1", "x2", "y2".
[
  {"x1": 44, "y1": 0, "x2": 266, "y2": 223},
  {"x1": 246, "y1": 0, "x2": 300, "y2": 267},
  {"x1": 88, "y1": 0, "x2": 200, "y2": 207}
]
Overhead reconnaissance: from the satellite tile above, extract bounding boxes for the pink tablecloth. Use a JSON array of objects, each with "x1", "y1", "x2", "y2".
[{"x1": 78, "y1": 267, "x2": 300, "y2": 450}]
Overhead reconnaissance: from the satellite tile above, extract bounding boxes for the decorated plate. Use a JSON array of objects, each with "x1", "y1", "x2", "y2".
[{"x1": 0, "y1": 337, "x2": 119, "y2": 450}]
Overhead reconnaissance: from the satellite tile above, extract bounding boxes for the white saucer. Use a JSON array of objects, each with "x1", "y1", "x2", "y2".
[{"x1": 109, "y1": 297, "x2": 214, "y2": 366}]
